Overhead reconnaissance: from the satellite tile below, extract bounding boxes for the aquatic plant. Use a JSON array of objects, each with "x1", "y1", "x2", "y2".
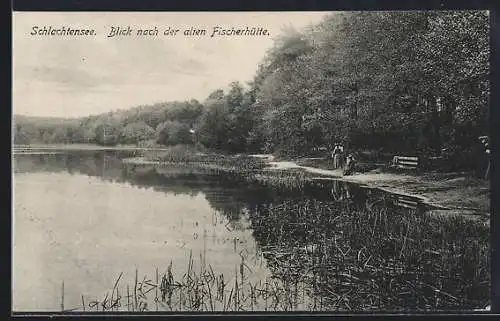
[
  {"x1": 249, "y1": 199, "x2": 490, "y2": 311},
  {"x1": 66, "y1": 198, "x2": 489, "y2": 312},
  {"x1": 68, "y1": 251, "x2": 311, "y2": 312}
]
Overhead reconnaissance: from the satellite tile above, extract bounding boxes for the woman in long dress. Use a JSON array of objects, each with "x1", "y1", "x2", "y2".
[
  {"x1": 338, "y1": 144, "x2": 345, "y2": 169},
  {"x1": 332, "y1": 145, "x2": 341, "y2": 169}
]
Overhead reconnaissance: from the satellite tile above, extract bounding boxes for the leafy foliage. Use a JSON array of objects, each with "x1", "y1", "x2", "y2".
[{"x1": 14, "y1": 11, "x2": 489, "y2": 170}]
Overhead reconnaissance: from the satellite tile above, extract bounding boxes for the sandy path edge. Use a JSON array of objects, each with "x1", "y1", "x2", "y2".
[{"x1": 256, "y1": 155, "x2": 490, "y2": 218}]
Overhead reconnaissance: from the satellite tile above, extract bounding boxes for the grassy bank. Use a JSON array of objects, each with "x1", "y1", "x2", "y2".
[
  {"x1": 141, "y1": 145, "x2": 266, "y2": 172},
  {"x1": 129, "y1": 146, "x2": 317, "y2": 191}
]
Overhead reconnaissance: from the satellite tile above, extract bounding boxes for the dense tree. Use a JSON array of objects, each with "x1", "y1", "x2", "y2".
[
  {"x1": 120, "y1": 121, "x2": 155, "y2": 144},
  {"x1": 195, "y1": 89, "x2": 232, "y2": 150},
  {"x1": 249, "y1": 29, "x2": 316, "y2": 155},
  {"x1": 13, "y1": 11, "x2": 489, "y2": 171},
  {"x1": 156, "y1": 120, "x2": 192, "y2": 146},
  {"x1": 13, "y1": 100, "x2": 202, "y2": 147}
]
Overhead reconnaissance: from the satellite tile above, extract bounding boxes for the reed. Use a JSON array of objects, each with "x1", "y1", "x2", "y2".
[
  {"x1": 247, "y1": 198, "x2": 489, "y2": 311},
  {"x1": 73, "y1": 251, "x2": 315, "y2": 312},
  {"x1": 64, "y1": 168, "x2": 489, "y2": 312}
]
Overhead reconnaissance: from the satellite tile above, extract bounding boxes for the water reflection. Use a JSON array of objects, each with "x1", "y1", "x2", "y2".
[
  {"x1": 13, "y1": 152, "x2": 431, "y2": 216},
  {"x1": 13, "y1": 152, "x2": 490, "y2": 311}
]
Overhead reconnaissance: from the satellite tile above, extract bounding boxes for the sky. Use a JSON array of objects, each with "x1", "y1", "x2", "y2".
[{"x1": 12, "y1": 12, "x2": 330, "y2": 118}]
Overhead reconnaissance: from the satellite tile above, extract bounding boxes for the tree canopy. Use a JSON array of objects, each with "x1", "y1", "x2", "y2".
[{"x1": 14, "y1": 11, "x2": 489, "y2": 169}]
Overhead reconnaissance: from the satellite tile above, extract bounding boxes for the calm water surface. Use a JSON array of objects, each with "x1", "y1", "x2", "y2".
[
  {"x1": 14, "y1": 152, "x2": 276, "y2": 311},
  {"x1": 12, "y1": 151, "x2": 490, "y2": 312}
]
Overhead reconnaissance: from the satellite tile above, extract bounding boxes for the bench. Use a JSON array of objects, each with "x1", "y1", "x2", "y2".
[
  {"x1": 392, "y1": 156, "x2": 419, "y2": 170},
  {"x1": 394, "y1": 195, "x2": 419, "y2": 210},
  {"x1": 309, "y1": 146, "x2": 328, "y2": 157},
  {"x1": 311, "y1": 146, "x2": 328, "y2": 152}
]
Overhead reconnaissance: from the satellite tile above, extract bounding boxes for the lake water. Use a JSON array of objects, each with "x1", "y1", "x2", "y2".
[{"x1": 12, "y1": 151, "x2": 490, "y2": 312}]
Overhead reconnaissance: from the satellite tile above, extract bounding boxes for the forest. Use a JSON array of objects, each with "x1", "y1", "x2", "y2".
[{"x1": 13, "y1": 11, "x2": 490, "y2": 170}]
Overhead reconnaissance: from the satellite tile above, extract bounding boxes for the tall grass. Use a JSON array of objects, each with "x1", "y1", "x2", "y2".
[
  {"x1": 248, "y1": 199, "x2": 489, "y2": 311},
  {"x1": 70, "y1": 251, "x2": 311, "y2": 312},
  {"x1": 244, "y1": 169, "x2": 311, "y2": 191},
  {"x1": 67, "y1": 199, "x2": 489, "y2": 312}
]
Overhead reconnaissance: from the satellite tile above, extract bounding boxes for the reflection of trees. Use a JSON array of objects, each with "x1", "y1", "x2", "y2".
[
  {"x1": 14, "y1": 154, "x2": 69, "y2": 174},
  {"x1": 15, "y1": 152, "x2": 416, "y2": 219},
  {"x1": 14, "y1": 151, "x2": 133, "y2": 176},
  {"x1": 14, "y1": 152, "x2": 273, "y2": 221}
]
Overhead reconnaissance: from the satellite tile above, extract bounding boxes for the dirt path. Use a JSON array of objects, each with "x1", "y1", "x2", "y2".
[{"x1": 254, "y1": 154, "x2": 490, "y2": 217}]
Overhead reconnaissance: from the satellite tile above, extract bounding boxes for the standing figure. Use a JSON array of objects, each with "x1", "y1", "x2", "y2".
[
  {"x1": 338, "y1": 144, "x2": 345, "y2": 169},
  {"x1": 332, "y1": 144, "x2": 341, "y2": 169},
  {"x1": 479, "y1": 136, "x2": 490, "y2": 180},
  {"x1": 485, "y1": 148, "x2": 490, "y2": 180},
  {"x1": 329, "y1": 145, "x2": 335, "y2": 167}
]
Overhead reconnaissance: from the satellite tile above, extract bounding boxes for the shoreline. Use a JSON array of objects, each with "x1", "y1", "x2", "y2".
[
  {"x1": 261, "y1": 155, "x2": 490, "y2": 217},
  {"x1": 13, "y1": 147, "x2": 490, "y2": 218},
  {"x1": 124, "y1": 153, "x2": 490, "y2": 218}
]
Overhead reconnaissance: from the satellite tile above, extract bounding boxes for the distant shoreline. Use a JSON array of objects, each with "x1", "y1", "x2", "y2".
[{"x1": 12, "y1": 144, "x2": 170, "y2": 152}]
